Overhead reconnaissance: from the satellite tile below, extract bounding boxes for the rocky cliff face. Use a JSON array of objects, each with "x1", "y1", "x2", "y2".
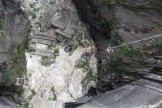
[
  {"x1": 0, "y1": 0, "x2": 162, "y2": 107},
  {"x1": 20, "y1": 0, "x2": 97, "y2": 106},
  {"x1": 72, "y1": 0, "x2": 162, "y2": 92},
  {"x1": 99, "y1": 0, "x2": 162, "y2": 87},
  {"x1": 0, "y1": 0, "x2": 28, "y2": 87},
  {"x1": 101, "y1": 0, "x2": 162, "y2": 49},
  {"x1": 0, "y1": 0, "x2": 29, "y2": 107}
]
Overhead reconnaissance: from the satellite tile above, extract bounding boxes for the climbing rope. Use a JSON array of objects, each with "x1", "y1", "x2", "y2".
[{"x1": 107, "y1": 34, "x2": 162, "y2": 53}]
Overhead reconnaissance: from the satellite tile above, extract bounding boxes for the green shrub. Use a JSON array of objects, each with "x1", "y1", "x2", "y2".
[
  {"x1": 11, "y1": 45, "x2": 18, "y2": 55},
  {"x1": 24, "y1": 102, "x2": 29, "y2": 108},
  {"x1": 47, "y1": 45, "x2": 53, "y2": 49},
  {"x1": 26, "y1": 47, "x2": 36, "y2": 53},
  {"x1": 119, "y1": 42, "x2": 135, "y2": 57},
  {"x1": 54, "y1": 48, "x2": 59, "y2": 54},
  {"x1": 17, "y1": 87, "x2": 25, "y2": 96},
  {"x1": 110, "y1": 29, "x2": 116, "y2": 38},
  {"x1": 31, "y1": 89, "x2": 36, "y2": 96},
  {"x1": 53, "y1": 47, "x2": 59, "y2": 56},
  {"x1": 3, "y1": 70, "x2": 12, "y2": 80},
  {"x1": 31, "y1": 12, "x2": 36, "y2": 19},
  {"x1": 50, "y1": 87, "x2": 57, "y2": 100},
  {"x1": 158, "y1": 39, "x2": 162, "y2": 45},
  {"x1": 26, "y1": 24, "x2": 33, "y2": 32},
  {"x1": 76, "y1": 56, "x2": 94, "y2": 85}
]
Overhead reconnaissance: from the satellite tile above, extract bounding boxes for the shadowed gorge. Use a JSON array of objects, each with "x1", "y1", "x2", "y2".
[
  {"x1": 71, "y1": 0, "x2": 119, "y2": 92},
  {"x1": 0, "y1": 0, "x2": 162, "y2": 108}
]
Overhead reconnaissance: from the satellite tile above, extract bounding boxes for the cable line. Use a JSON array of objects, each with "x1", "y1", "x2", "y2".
[{"x1": 107, "y1": 34, "x2": 162, "y2": 53}]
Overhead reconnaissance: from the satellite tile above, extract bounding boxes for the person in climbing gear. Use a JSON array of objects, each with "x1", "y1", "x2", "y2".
[{"x1": 107, "y1": 47, "x2": 113, "y2": 53}]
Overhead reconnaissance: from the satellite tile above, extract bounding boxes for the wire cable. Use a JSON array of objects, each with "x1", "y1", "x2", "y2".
[{"x1": 107, "y1": 34, "x2": 162, "y2": 53}]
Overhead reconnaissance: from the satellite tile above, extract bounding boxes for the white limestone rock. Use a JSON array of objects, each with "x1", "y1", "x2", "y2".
[
  {"x1": 25, "y1": 46, "x2": 97, "y2": 102},
  {"x1": 22, "y1": 0, "x2": 97, "y2": 105}
]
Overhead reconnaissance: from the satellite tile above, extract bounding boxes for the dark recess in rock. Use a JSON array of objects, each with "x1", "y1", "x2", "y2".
[
  {"x1": 71, "y1": 0, "x2": 123, "y2": 93},
  {"x1": 72, "y1": 0, "x2": 162, "y2": 95},
  {"x1": 64, "y1": 46, "x2": 72, "y2": 53}
]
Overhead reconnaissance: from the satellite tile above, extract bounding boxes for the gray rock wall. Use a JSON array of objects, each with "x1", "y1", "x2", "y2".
[
  {"x1": 0, "y1": 0, "x2": 29, "y2": 85},
  {"x1": 100, "y1": 0, "x2": 162, "y2": 91},
  {"x1": 72, "y1": 0, "x2": 162, "y2": 92}
]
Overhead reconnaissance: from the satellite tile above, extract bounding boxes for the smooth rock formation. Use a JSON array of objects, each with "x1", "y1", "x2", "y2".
[
  {"x1": 31, "y1": 38, "x2": 55, "y2": 45},
  {"x1": 34, "y1": 31, "x2": 56, "y2": 39},
  {"x1": 52, "y1": 19, "x2": 66, "y2": 30},
  {"x1": 78, "y1": 78, "x2": 162, "y2": 108},
  {"x1": 55, "y1": 29, "x2": 72, "y2": 39},
  {"x1": 41, "y1": 5, "x2": 57, "y2": 31},
  {"x1": 56, "y1": 35, "x2": 64, "y2": 42}
]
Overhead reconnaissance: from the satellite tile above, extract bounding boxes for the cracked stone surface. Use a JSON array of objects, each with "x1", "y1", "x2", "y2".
[{"x1": 21, "y1": 0, "x2": 97, "y2": 106}]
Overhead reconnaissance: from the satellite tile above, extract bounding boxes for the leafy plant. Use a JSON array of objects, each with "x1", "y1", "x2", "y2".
[
  {"x1": 31, "y1": 12, "x2": 36, "y2": 19},
  {"x1": 160, "y1": 26, "x2": 162, "y2": 30},
  {"x1": 76, "y1": 56, "x2": 94, "y2": 84},
  {"x1": 24, "y1": 102, "x2": 29, "y2": 108},
  {"x1": 110, "y1": 29, "x2": 116, "y2": 38},
  {"x1": 3, "y1": 70, "x2": 12, "y2": 80},
  {"x1": 26, "y1": 24, "x2": 33, "y2": 32},
  {"x1": 47, "y1": 45, "x2": 53, "y2": 49},
  {"x1": 49, "y1": 87, "x2": 57, "y2": 100},
  {"x1": 26, "y1": 47, "x2": 36, "y2": 53},
  {"x1": 11, "y1": 44, "x2": 25, "y2": 56},
  {"x1": 11, "y1": 45, "x2": 18, "y2": 55},
  {"x1": 31, "y1": 89, "x2": 36, "y2": 96},
  {"x1": 41, "y1": 56, "x2": 49, "y2": 66},
  {"x1": 120, "y1": 42, "x2": 134, "y2": 56},
  {"x1": 78, "y1": 41, "x2": 84, "y2": 47},
  {"x1": 17, "y1": 87, "x2": 25, "y2": 96},
  {"x1": 158, "y1": 39, "x2": 162, "y2": 45},
  {"x1": 147, "y1": 38, "x2": 156, "y2": 46},
  {"x1": 53, "y1": 47, "x2": 59, "y2": 56}
]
